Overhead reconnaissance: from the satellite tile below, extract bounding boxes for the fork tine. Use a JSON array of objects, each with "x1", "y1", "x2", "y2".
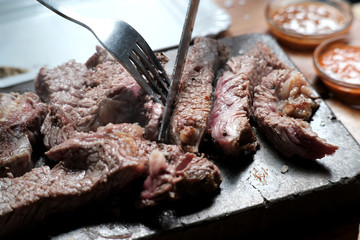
[
  {"x1": 131, "y1": 46, "x2": 169, "y2": 96},
  {"x1": 133, "y1": 48, "x2": 170, "y2": 94},
  {"x1": 121, "y1": 59, "x2": 162, "y2": 104},
  {"x1": 129, "y1": 52, "x2": 167, "y2": 104},
  {"x1": 136, "y1": 38, "x2": 172, "y2": 86}
]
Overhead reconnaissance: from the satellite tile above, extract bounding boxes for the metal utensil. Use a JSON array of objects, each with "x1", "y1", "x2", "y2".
[
  {"x1": 158, "y1": 0, "x2": 200, "y2": 141},
  {"x1": 37, "y1": 0, "x2": 171, "y2": 105}
]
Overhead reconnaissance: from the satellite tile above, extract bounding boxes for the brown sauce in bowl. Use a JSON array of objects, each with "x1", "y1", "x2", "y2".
[
  {"x1": 271, "y1": 2, "x2": 346, "y2": 35},
  {"x1": 319, "y1": 44, "x2": 360, "y2": 84}
]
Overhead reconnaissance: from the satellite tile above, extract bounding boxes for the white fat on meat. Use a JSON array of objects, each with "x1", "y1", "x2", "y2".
[{"x1": 148, "y1": 150, "x2": 169, "y2": 178}]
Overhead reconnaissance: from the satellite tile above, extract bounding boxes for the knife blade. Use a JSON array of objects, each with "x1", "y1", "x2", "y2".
[{"x1": 158, "y1": 0, "x2": 200, "y2": 141}]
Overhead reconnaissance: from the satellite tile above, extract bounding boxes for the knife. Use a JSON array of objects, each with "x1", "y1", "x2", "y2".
[{"x1": 158, "y1": 0, "x2": 200, "y2": 141}]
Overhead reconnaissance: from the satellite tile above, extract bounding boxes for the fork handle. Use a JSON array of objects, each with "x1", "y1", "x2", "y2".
[{"x1": 37, "y1": 0, "x2": 93, "y2": 31}]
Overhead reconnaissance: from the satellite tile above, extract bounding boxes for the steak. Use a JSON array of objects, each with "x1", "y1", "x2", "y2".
[
  {"x1": 35, "y1": 47, "x2": 141, "y2": 132},
  {"x1": 209, "y1": 41, "x2": 336, "y2": 159},
  {"x1": 208, "y1": 56, "x2": 258, "y2": 155},
  {"x1": 35, "y1": 46, "x2": 166, "y2": 148},
  {"x1": 208, "y1": 42, "x2": 286, "y2": 156},
  {"x1": 0, "y1": 92, "x2": 48, "y2": 178},
  {"x1": 40, "y1": 104, "x2": 78, "y2": 149},
  {"x1": 0, "y1": 123, "x2": 146, "y2": 237},
  {"x1": 0, "y1": 123, "x2": 221, "y2": 236},
  {"x1": 140, "y1": 143, "x2": 222, "y2": 206},
  {"x1": 168, "y1": 37, "x2": 229, "y2": 153},
  {"x1": 252, "y1": 68, "x2": 338, "y2": 159},
  {"x1": 133, "y1": 94, "x2": 164, "y2": 141},
  {"x1": 245, "y1": 43, "x2": 337, "y2": 159}
]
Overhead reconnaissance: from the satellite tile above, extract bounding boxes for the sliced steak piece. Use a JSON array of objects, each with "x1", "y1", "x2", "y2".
[
  {"x1": 36, "y1": 46, "x2": 167, "y2": 148},
  {"x1": 168, "y1": 37, "x2": 229, "y2": 153},
  {"x1": 0, "y1": 128, "x2": 32, "y2": 178},
  {"x1": 140, "y1": 144, "x2": 222, "y2": 207},
  {"x1": 35, "y1": 48, "x2": 141, "y2": 131},
  {"x1": 85, "y1": 47, "x2": 168, "y2": 140},
  {"x1": 0, "y1": 123, "x2": 147, "y2": 237},
  {"x1": 133, "y1": 94, "x2": 164, "y2": 141},
  {"x1": 252, "y1": 69, "x2": 338, "y2": 159},
  {"x1": 34, "y1": 60, "x2": 89, "y2": 105},
  {"x1": 207, "y1": 42, "x2": 287, "y2": 156},
  {"x1": 208, "y1": 55, "x2": 259, "y2": 156},
  {"x1": 0, "y1": 123, "x2": 221, "y2": 236},
  {"x1": 0, "y1": 92, "x2": 48, "y2": 178}
]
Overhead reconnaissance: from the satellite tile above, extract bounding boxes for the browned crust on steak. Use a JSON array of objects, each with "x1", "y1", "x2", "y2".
[{"x1": 168, "y1": 37, "x2": 229, "y2": 153}]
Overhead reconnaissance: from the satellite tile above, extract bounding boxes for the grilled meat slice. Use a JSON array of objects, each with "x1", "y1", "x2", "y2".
[
  {"x1": 140, "y1": 144, "x2": 222, "y2": 207},
  {"x1": 252, "y1": 69, "x2": 338, "y2": 159},
  {"x1": 209, "y1": 41, "x2": 335, "y2": 159},
  {"x1": 169, "y1": 37, "x2": 229, "y2": 153},
  {"x1": 0, "y1": 128, "x2": 32, "y2": 178},
  {"x1": 208, "y1": 55, "x2": 259, "y2": 155},
  {"x1": 136, "y1": 95, "x2": 164, "y2": 141},
  {"x1": 0, "y1": 123, "x2": 221, "y2": 236},
  {"x1": 35, "y1": 46, "x2": 167, "y2": 148},
  {"x1": 208, "y1": 42, "x2": 286, "y2": 156},
  {"x1": 35, "y1": 51, "x2": 141, "y2": 133},
  {"x1": 0, "y1": 124, "x2": 147, "y2": 237},
  {"x1": 0, "y1": 92, "x2": 47, "y2": 177}
]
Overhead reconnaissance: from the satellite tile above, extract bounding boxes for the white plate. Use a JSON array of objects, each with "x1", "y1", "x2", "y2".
[{"x1": 0, "y1": 0, "x2": 231, "y2": 88}]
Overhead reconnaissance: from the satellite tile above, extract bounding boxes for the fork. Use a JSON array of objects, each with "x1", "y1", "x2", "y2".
[{"x1": 37, "y1": 0, "x2": 171, "y2": 105}]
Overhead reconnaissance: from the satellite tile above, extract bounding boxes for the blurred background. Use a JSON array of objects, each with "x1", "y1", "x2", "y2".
[{"x1": 0, "y1": 0, "x2": 231, "y2": 86}]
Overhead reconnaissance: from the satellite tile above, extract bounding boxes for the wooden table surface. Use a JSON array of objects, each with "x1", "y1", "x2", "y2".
[{"x1": 214, "y1": 0, "x2": 360, "y2": 239}]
